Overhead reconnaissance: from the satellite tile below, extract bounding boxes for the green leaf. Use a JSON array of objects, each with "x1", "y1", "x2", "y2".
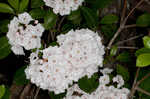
[
  {"x1": 43, "y1": 11, "x2": 58, "y2": 30},
  {"x1": 0, "y1": 3, "x2": 14, "y2": 14},
  {"x1": 136, "y1": 13, "x2": 150, "y2": 27},
  {"x1": 8, "y1": 0, "x2": 19, "y2": 11},
  {"x1": 135, "y1": 48, "x2": 150, "y2": 57},
  {"x1": 137, "y1": 69, "x2": 150, "y2": 98},
  {"x1": 14, "y1": 66, "x2": 29, "y2": 85},
  {"x1": 19, "y1": 0, "x2": 29, "y2": 12},
  {"x1": 0, "y1": 36, "x2": 11, "y2": 60},
  {"x1": 0, "y1": 19, "x2": 9, "y2": 33},
  {"x1": 110, "y1": 45, "x2": 118, "y2": 56},
  {"x1": 81, "y1": 7, "x2": 98, "y2": 28},
  {"x1": 136, "y1": 53, "x2": 150, "y2": 67},
  {"x1": 78, "y1": 73, "x2": 99, "y2": 93},
  {"x1": 116, "y1": 64, "x2": 129, "y2": 81},
  {"x1": 49, "y1": 92, "x2": 66, "y2": 99},
  {"x1": 31, "y1": 0, "x2": 44, "y2": 8},
  {"x1": 1, "y1": 87, "x2": 10, "y2": 99},
  {"x1": 100, "y1": 14, "x2": 119, "y2": 24},
  {"x1": 116, "y1": 51, "x2": 131, "y2": 62},
  {"x1": 85, "y1": 0, "x2": 113, "y2": 9},
  {"x1": 143, "y1": 36, "x2": 150, "y2": 49},
  {"x1": 29, "y1": 8, "x2": 46, "y2": 19},
  {"x1": 0, "y1": 85, "x2": 5, "y2": 99},
  {"x1": 101, "y1": 24, "x2": 117, "y2": 39},
  {"x1": 67, "y1": 10, "x2": 82, "y2": 25}
]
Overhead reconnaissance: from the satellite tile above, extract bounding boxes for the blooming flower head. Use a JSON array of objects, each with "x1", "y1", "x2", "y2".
[
  {"x1": 7, "y1": 12, "x2": 45, "y2": 55},
  {"x1": 25, "y1": 29, "x2": 105, "y2": 94},
  {"x1": 43, "y1": 0, "x2": 84, "y2": 16}
]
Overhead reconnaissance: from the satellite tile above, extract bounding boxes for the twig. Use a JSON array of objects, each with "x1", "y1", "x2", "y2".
[
  {"x1": 34, "y1": 87, "x2": 40, "y2": 99},
  {"x1": 124, "y1": 24, "x2": 137, "y2": 29},
  {"x1": 120, "y1": 0, "x2": 127, "y2": 23},
  {"x1": 107, "y1": 0, "x2": 145, "y2": 49},
  {"x1": 57, "y1": 16, "x2": 66, "y2": 32},
  {"x1": 136, "y1": 73, "x2": 150, "y2": 86},
  {"x1": 118, "y1": 46, "x2": 138, "y2": 49},
  {"x1": 116, "y1": 34, "x2": 143, "y2": 45},
  {"x1": 129, "y1": 68, "x2": 140, "y2": 99},
  {"x1": 136, "y1": 87, "x2": 150, "y2": 96}
]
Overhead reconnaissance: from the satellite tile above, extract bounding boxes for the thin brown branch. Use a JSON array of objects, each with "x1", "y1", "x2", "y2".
[
  {"x1": 136, "y1": 87, "x2": 150, "y2": 96},
  {"x1": 107, "y1": 0, "x2": 145, "y2": 49},
  {"x1": 124, "y1": 24, "x2": 137, "y2": 29},
  {"x1": 120, "y1": 0, "x2": 127, "y2": 23},
  {"x1": 129, "y1": 68, "x2": 140, "y2": 99},
  {"x1": 118, "y1": 46, "x2": 138, "y2": 49},
  {"x1": 137, "y1": 73, "x2": 150, "y2": 86},
  {"x1": 34, "y1": 87, "x2": 40, "y2": 99},
  {"x1": 57, "y1": 16, "x2": 66, "y2": 32},
  {"x1": 124, "y1": 0, "x2": 145, "y2": 23},
  {"x1": 116, "y1": 34, "x2": 143, "y2": 45}
]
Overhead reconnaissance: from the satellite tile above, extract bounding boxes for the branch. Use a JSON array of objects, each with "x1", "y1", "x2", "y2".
[
  {"x1": 136, "y1": 87, "x2": 150, "y2": 97},
  {"x1": 116, "y1": 34, "x2": 143, "y2": 45},
  {"x1": 129, "y1": 68, "x2": 140, "y2": 99},
  {"x1": 118, "y1": 46, "x2": 138, "y2": 49},
  {"x1": 107, "y1": 0, "x2": 145, "y2": 49}
]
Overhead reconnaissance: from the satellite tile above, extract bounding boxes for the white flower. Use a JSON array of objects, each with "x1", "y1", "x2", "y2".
[
  {"x1": 11, "y1": 45, "x2": 25, "y2": 55},
  {"x1": 99, "y1": 75, "x2": 110, "y2": 85},
  {"x1": 7, "y1": 12, "x2": 44, "y2": 55},
  {"x1": 43, "y1": 0, "x2": 84, "y2": 16},
  {"x1": 25, "y1": 29, "x2": 105, "y2": 94},
  {"x1": 100, "y1": 68, "x2": 113, "y2": 75},
  {"x1": 18, "y1": 12, "x2": 33, "y2": 24},
  {"x1": 113, "y1": 75, "x2": 124, "y2": 88}
]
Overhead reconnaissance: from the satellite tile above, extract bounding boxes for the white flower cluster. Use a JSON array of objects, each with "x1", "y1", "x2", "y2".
[
  {"x1": 7, "y1": 12, "x2": 45, "y2": 55},
  {"x1": 64, "y1": 68, "x2": 130, "y2": 99},
  {"x1": 43, "y1": 0, "x2": 84, "y2": 16},
  {"x1": 25, "y1": 29, "x2": 105, "y2": 94}
]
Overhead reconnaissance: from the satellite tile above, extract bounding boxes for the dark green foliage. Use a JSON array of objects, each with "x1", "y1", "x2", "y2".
[
  {"x1": 0, "y1": 36, "x2": 11, "y2": 60},
  {"x1": 78, "y1": 73, "x2": 99, "y2": 94},
  {"x1": 14, "y1": 66, "x2": 29, "y2": 85}
]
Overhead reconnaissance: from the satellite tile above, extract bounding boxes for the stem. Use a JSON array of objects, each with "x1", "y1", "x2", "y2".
[
  {"x1": 34, "y1": 87, "x2": 40, "y2": 99},
  {"x1": 129, "y1": 68, "x2": 140, "y2": 99},
  {"x1": 118, "y1": 46, "x2": 138, "y2": 49},
  {"x1": 136, "y1": 87, "x2": 150, "y2": 96},
  {"x1": 116, "y1": 34, "x2": 143, "y2": 45},
  {"x1": 107, "y1": 0, "x2": 144, "y2": 49},
  {"x1": 124, "y1": 24, "x2": 137, "y2": 29}
]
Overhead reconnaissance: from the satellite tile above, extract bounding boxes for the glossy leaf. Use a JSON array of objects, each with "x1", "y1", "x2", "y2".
[
  {"x1": 78, "y1": 73, "x2": 99, "y2": 93},
  {"x1": 138, "y1": 69, "x2": 150, "y2": 98},
  {"x1": 100, "y1": 14, "x2": 119, "y2": 24},
  {"x1": 110, "y1": 45, "x2": 118, "y2": 56},
  {"x1": 29, "y1": 8, "x2": 46, "y2": 19},
  {"x1": 135, "y1": 48, "x2": 150, "y2": 57},
  {"x1": 0, "y1": 19, "x2": 9, "y2": 33},
  {"x1": 0, "y1": 3, "x2": 14, "y2": 14},
  {"x1": 81, "y1": 7, "x2": 98, "y2": 28},
  {"x1": 101, "y1": 24, "x2": 117, "y2": 39},
  {"x1": 116, "y1": 52, "x2": 131, "y2": 62},
  {"x1": 0, "y1": 85, "x2": 5, "y2": 99},
  {"x1": 43, "y1": 11, "x2": 58, "y2": 30},
  {"x1": 136, "y1": 13, "x2": 150, "y2": 27},
  {"x1": 1, "y1": 87, "x2": 10, "y2": 99},
  {"x1": 31, "y1": 0, "x2": 44, "y2": 8},
  {"x1": 116, "y1": 64, "x2": 129, "y2": 81},
  {"x1": 8, "y1": 0, "x2": 19, "y2": 10},
  {"x1": 67, "y1": 10, "x2": 82, "y2": 25},
  {"x1": 19, "y1": 0, "x2": 29, "y2": 12},
  {"x1": 0, "y1": 36, "x2": 11, "y2": 60},
  {"x1": 143, "y1": 36, "x2": 150, "y2": 49},
  {"x1": 136, "y1": 53, "x2": 150, "y2": 67},
  {"x1": 14, "y1": 66, "x2": 29, "y2": 85}
]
